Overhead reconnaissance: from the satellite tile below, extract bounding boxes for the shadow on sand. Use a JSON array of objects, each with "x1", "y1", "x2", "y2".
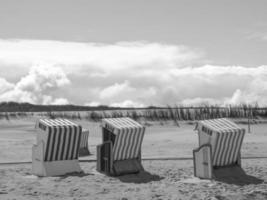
[
  {"x1": 57, "y1": 171, "x2": 94, "y2": 179},
  {"x1": 214, "y1": 166, "x2": 264, "y2": 186},
  {"x1": 116, "y1": 170, "x2": 164, "y2": 184}
]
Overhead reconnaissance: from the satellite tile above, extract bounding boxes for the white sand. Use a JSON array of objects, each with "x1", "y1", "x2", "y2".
[
  {"x1": 0, "y1": 118, "x2": 267, "y2": 199},
  {"x1": 0, "y1": 159, "x2": 267, "y2": 200}
]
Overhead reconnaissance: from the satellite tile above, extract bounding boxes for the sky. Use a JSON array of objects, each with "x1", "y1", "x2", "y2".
[{"x1": 0, "y1": 0, "x2": 267, "y2": 107}]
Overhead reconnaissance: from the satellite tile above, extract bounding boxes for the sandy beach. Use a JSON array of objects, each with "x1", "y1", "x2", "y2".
[
  {"x1": 0, "y1": 159, "x2": 267, "y2": 200},
  {"x1": 0, "y1": 118, "x2": 267, "y2": 199}
]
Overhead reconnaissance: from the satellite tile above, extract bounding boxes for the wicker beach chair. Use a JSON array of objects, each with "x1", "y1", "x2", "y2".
[
  {"x1": 193, "y1": 118, "x2": 246, "y2": 179},
  {"x1": 32, "y1": 118, "x2": 83, "y2": 176},
  {"x1": 97, "y1": 117, "x2": 145, "y2": 176}
]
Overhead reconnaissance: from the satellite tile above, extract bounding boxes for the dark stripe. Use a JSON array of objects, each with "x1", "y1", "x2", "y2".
[
  {"x1": 45, "y1": 127, "x2": 52, "y2": 161},
  {"x1": 126, "y1": 127, "x2": 135, "y2": 159},
  {"x1": 218, "y1": 133, "x2": 227, "y2": 166},
  {"x1": 116, "y1": 129, "x2": 125, "y2": 160},
  {"x1": 55, "y1": 126, "x2": 62, "y2": 161},
  {"x1": 121, "y1": 128, "x2": 129, "y2": 160},
  {"x1": 224, "y1": 132, "x2": 232, "y2": 165},
  {"x1": 221, "y1": 131, "x2": 231, "y2": 165},
  {"x1": 121, "y1": 127, "x2": 129, "y2": 159},
  {"x1": 60, "y1": 125, "x2": 67, "y2": 160},
  {"x1": 49, "y1": 127, "x2": 57, "y2": 161},
  {"x1": 75, "y1": 126, "x2": 82, "y2": 159},
  {"x1": 66, "y1": 125, "x2": 72, "y2": 160},
  {"x1": 227, "y1": 130, "x2": 238, "y2": 164},
  {"x1": 71, "y1": 126, "x2": 77, "y2": 159},
  {"x1": 219, "y1": 132, "x2": 228, "y2": 166},
  {"x1": 113, "y1": 131, "x2": 121, "y2": 160},
  {"x1": 131, "y1": 127, "x2": 140, "y2": 158},
  {"x1": 214, "y1": 133, "x2": 223, "y2": 166}
]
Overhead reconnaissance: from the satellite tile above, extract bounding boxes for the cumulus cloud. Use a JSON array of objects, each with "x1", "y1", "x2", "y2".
[
  {"x1": 0, "y1": 63, "x2": 70, "y2": 104},
  {"x1": 0, "y1": 39, "x2": 267, "y2": 106},
  {"x1": 0, "y1": 78, "x2": 14, "y2": 94},
  {"x1": 225, "y1": 76, "x2": 267, "y2": 106},
  {"x1": 99, "y1": 81, "x2": 135, "y2": 99}
]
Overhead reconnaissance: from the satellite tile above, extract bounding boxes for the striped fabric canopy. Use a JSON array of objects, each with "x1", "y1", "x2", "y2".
[
  {"x1": 36, "y1": 119, "x2": 82, "y2": 162},
  {"x1": 196, "y1": 118, "x2": 245, "y2": 167},
  {"x1": 102, "y1": 117, "x2": 145, "y2": 161}
]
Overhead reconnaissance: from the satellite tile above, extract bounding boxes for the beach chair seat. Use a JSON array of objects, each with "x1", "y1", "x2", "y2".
[
  {"x1": 97, "y1": 117, "x2": 145, "y2": 176},
  {"x1": 32, "y1": 118, "x2": 83, "y2": 176},
  {"x1": 79, "y1": 129, "x2": 90, "y2": 156},
  {"x1": 193, "y1": 118, "x2": 245, "y2": 179}
]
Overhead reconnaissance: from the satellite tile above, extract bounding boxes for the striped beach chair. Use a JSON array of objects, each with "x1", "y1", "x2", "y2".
[
  {"x1": 193, "y1": 118, "x2": 246, "y2": 179},
  {"x1": 79, "y1": 129, "x2": 90, "y2": 156},
  {"x1": 97, "y1": 117, "x2": 145, "y2": 176},
  {"x1": 32, "y1": 119, "x2": 83, "y2": 176}
]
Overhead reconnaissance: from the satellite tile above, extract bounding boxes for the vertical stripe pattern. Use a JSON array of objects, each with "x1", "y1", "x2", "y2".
[
  {"x1": 36, "y1": 119, "x2": 82, "y2": 162},
  {"x1": 80, "y1": 129, "x2": 89, "y2": 149},
  {"x1": 102, "y1": 117, "x2": 145, "y2": 161},
  {"x1": 197, "y1": 118, "x2": 245, "y2": 167}
]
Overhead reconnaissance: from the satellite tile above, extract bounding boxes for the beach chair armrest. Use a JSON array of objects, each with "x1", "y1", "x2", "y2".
[
  {"x1": 32, "y1": 141, "x2": 44, "y2": 162},
  {"x1": 193, "y1": 144, "x2": 213, "y2": 179}
]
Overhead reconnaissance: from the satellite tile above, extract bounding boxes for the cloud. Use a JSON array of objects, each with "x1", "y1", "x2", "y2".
[
  {"x1": 84, "y1": 101, "x2": 101, "y2": 107},
  {"x1": 246, "y1": 32, "x2": 267, "y2": 41},
  {"x1": 99, "y1": 81, "x2": 135, "y2": 99},
  {"x1": 0, "y1": 39, "x2": 202, "y2": 73},
  {"x1": 110, "y1": 100, "x2": 145, "y2": 108},
  {"x1": 0, "y1": 39, "x2": 267, "y2": 106},
  {"x1": 0, "y1": 78, "x2": 14, "y2": 94},
  {"x1": 225, "y1": 76, "x2": 267, "y2": 106},
  {"x1": 0, "y1": 63, "x2": 70, "y2": 104}
]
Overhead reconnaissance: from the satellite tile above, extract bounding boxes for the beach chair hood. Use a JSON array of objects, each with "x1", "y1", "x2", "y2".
[{"x1": 101, "y1": 117, "x2": 145, "y2": 161}]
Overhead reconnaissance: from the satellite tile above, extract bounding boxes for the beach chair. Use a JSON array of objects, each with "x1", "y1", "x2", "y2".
[
  {"x1": 97, "y1": 117, "x2": 145, "y2": 176},
  {"x1": 79, "y1": 129, "x2": 90, "y2": 156},
  {"x1": 32, "y1": 118, "x2": 82, "y2": 176},
  {"x1": 193, "y1": 118, "x2": 246, "y2": 179}
]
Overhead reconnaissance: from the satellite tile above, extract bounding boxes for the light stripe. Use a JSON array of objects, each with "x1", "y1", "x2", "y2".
[
  {"x1": 62, "y1": 125, "x2": 70, "y2": 160},
  {"x1": 60, "y1": 125, "x2": 67, "y2": 160},
  {"x1": 224, "y1": 131, "x2": 234, "y2": 165},
  {"x1": 55, "y1": 126, "x2": 63, "y2": 161},
  {"x1": 70, "y1": 125, "x2": 77, "y2": 159},
  {"x1": 52, "y1": 127, "x2": 60, "y2": 161},
  {"x1": 48, "y1": 126, "x2": 56, "y2": 161},
  {"x1": 126, "y1": 127, "x2": 135, "y2": 159},
  {"x1": 44, "y1": 127, "x2": 52, "y2": 161},
  {"x1": 221, "y1": 131, "x2": 231, "y2": 166},
  {"x1": 116, "y1": 128, "x2": 127, "y2": 160},
  {"x1": 112, "y1": 130, "x2": 121, "y2": 160},
  {"x1": 213, "y1": 132, "x2": 222, "y2": 166},
  {"x1": 121, "y1": 127, "x2": 129, "y2": 160}
]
